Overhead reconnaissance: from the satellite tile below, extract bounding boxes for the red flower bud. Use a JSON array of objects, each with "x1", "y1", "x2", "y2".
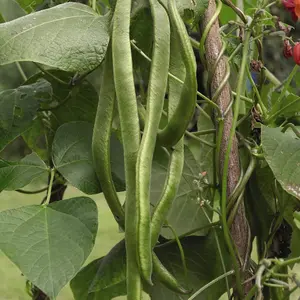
[
  {"x1": 283, "y1": 39, "x2": 293, "y2": 58},
  {"x1": 293, "y1": 42, "x2": 300, "y2": 65},
  {"x1": 282, "y1": 0, "x2": 300, "y2": 21}
]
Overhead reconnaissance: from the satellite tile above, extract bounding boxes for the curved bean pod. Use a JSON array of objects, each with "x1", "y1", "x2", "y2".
[
  {"x1": 92, "y1": 43, "x2": 125, "y2": 229},
  {"x1": 112, "y1": 0, "x2": 142, "y2": 298},
  {"x1": 157, "y1": 0, "x2": 197, "y2": 147},
  {"x1": 153, "y1": 253, "x2": 191, "y2": 295},
  {"x1": 136, "y1": 0, "x2": 171, "y2": 285}
]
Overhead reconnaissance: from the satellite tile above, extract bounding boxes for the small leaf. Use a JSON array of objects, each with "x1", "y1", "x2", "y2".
[
  {"x1": 26, "y1": 70, "x2": 99, "y2": 131},
  {"x1": 0, "y1": 78, "x2": 52, "y2": 151},
  {"x1": 0, "y1": 197, "x2": 98, "y2": 298},
  {"x1": 0, "y1": 3, "x2": 110, "y2": 73},
  {"x1": 0, "y1": 152, "x2": 48, "y2": 192},
  {"x1": 151, "y1": 146, "x2": 212, "y2": 239},
  {"x1": 70, "y1": 240, "x2": 127, "y2": 300},
  {"x1": 262, "y1": 125, "x2": 300, "y2": 200},
  {"x1": 52, "y1": 121, "x2": 100, "y2": 195},
  {"x1": 0, "y1": 0, "x2": 26, "y2": 22}
]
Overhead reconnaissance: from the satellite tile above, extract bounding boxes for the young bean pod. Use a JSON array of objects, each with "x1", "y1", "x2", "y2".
[
  {"x1": 136, "y1": 0, "x2": 171, "y2": 285},
  {"x1": 92, "y1": 42, "x2": 125, "y2": 229},
  {"x1": 112, "y1": 0, "x2": 142, "y2": 298},
  {"x1": 152, "y1": 253, "x2": 191, "y2": 295},
  {"x1": 157, "y1": 0, "x2": 197, "y2": 147}
]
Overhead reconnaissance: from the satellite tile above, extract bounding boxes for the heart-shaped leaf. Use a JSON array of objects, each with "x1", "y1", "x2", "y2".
[
  {"x1": 0, "y1": 196, "x2": 98, "y2": 298},
  {"x1": 262, "y1": 125, "x2": 300, "y2": 200},
  {"x1": 0, "y1": 152, "x2": 49, "y2": 192},
  {"x1": 0, "y1": 3, "x2": 109, "y2": 73},
  {"x1": 0, "y1": 78, "x2": 52, "y2": 152}
]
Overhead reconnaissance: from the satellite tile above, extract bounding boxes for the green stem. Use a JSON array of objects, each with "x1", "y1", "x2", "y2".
[
  {"x1": 166, "y1": 225, "x2": 188, "y2": 286},
  {"x1": 43, "y1": 169, "x2": 55, "y2": 206},
  {"x1": 246, "y1": 67, "x2": 268, "y2": 116},
  {"x1": 16, "y1": 186, "x2": 49, "y2": 195},
  {"x1": 156, "y1": 221, "x2": 220, "y2": 248},
  {"x1": 34, "y1": 63, "x2": 69, "y2": 86},
  {"x1": 15, "y1": 62, "x2": 27, "y2": 82},
  {"x1": 185, "y1": 131, "x2": 216, "y2": 148},
  {"x1": 193, "y1": 129, "x2": 216, "y2": 135},
  {"x1": 282, "y1": 123, "x2": 300, "y2": 138},
  {"x1": 92, "y1": 0, "x2": 96, "y2": 10},
  {"x1": 187, "y1": 270, "x2": 234, "y2": 300},
  {"x1": 220, "y1": 29, "x2": 252, "y2": 297},
  {"x1": 266, "y1": 96, "x2": 300, "y2": 124}
]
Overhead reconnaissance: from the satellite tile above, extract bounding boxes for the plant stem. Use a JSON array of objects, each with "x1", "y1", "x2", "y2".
[
  {"x1": 220, "y1": 28, "x2": 252, "y2": 297},
  {"x1": 43, "y1": 169, "x2": 55, "y2": 206},
  {"x1": 185, "y1": 131, "x2": 216, "y2": 148},
  {"x1": 15, "y1": 62, "x2": 27, "y2": 82},
  {"x1": 16, "y1": 187, "x2": 49, "y2": 194},
  {"x1": 187, "y1": 270, "x2": 235, "y2": 300},
  {"x1": 246, "y1": 67, "x2": 268, "y2": 116},
  {"x1": 282, "y1": 123, "x2": 300, "y2": 138}
]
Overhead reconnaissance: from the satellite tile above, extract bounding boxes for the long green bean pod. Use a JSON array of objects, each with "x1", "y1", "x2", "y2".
[
  {"x1": 112, "y1": 0, "x2": 142, "y2": 298},
  {"x1": 136, "y1": 0, "x2": 171, "y2": 285},
  {"x1": 157, "y1": 0, "x2": 197, "y2": 147},
  {"x1": 150, "y1": 6, "x2": 186, "y2": 294},
  {"x1": 151, "y1": 7, "x2": 185, "y2": 248},
  {"x1": 92, "y1": 43, "x2": 125, "y2": 229}
]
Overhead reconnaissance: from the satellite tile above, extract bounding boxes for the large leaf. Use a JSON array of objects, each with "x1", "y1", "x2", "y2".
[
  {"x1": 52, "y1": 121, "x2": 100, "y2": 195},
  {"x1": 0, "y1": 196, "x2": 98, "y2": 298},
  {"x1": 71, "y1": 240, "x2": 126, "y2": 300},
  {"x1": 0, "y1": 0, "x2": 26, "y2": 22},
  {"x1": 71, "y1": 233, "x2": 231, "y2": 300},
  {"x1": 150, "y1": 146, "x2": 212, "y2": 239},
  {"x1": 0, "y1": 78, "x2": 52, "y2": 152},
  {"x1": 262, "y1": 125, "x2": 300, "y2": 200},
  {"x1": 0, "y1": 3, "x2": 109, "y2": 73},
  {"x1": 0, "y1": 152, "x2": 48, "y2": 192}
]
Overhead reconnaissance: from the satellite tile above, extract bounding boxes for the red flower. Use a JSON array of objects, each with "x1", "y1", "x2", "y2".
[
  {"x1": 282, "y1": 0, "x2": 300, "y2": 21},
  {"x1": 293, "y1": 42, "x2": 300, "y2": 65}
]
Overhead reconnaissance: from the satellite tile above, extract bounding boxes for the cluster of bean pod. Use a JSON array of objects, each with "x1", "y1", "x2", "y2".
[{"x1": 92, "y1": 0, "x2": 197, "y2": 298}]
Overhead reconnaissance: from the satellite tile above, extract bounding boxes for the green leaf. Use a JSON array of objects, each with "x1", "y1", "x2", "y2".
[
  {"x1": 70, "y1": 240, "x2": 126, "y2": 300},
  {"x1": 0, "y1": 152, "x2": 48, "y2": 192},
  {"x1": 151, "y1": 146, "x2": 212, "y2": 239},
  {"x1": 0, "y1": 78, "x2": 52, "y2": 152},
  {"x1": 151, "y1": 232, "x2": 231, "y2": 300},
  {"x1": 262, "y1": 125, "x2": 300, "y2": 200},
  {"x1": 26, "y1": 70, "x2": 99, "y2": 130},
  {"x1": 52, "y1": 121, "x2": 100, "y2": 195},
  {"x1": 0, "y1": 196, "x2": 98, "y2": 298},
  {"x1": 71, "y1": 232, "x2": 230, "y2": 300},
  {"x1": 0, "y1": 3, "x2": 109, "y2": 73},
  {"x1": 52, "y1": 121, "x2": 125, "y2": 194},
  {"x1": 270, "y1": 93, "x2": 300, "y2": 120},
  {"x1": 16, "y1": 0, "x2": 44, "y2": 12},
  {"x1": 0, "y1": 0, "x2": 26, "y2": 22},
  {"x1": 22, "y1": 118, "x2": 48, "y2": 161}
]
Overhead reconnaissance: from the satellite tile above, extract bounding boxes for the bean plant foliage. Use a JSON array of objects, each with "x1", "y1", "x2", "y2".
[{"x1": 0, "y1": 0, "x2": 300, "y2": 299}]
